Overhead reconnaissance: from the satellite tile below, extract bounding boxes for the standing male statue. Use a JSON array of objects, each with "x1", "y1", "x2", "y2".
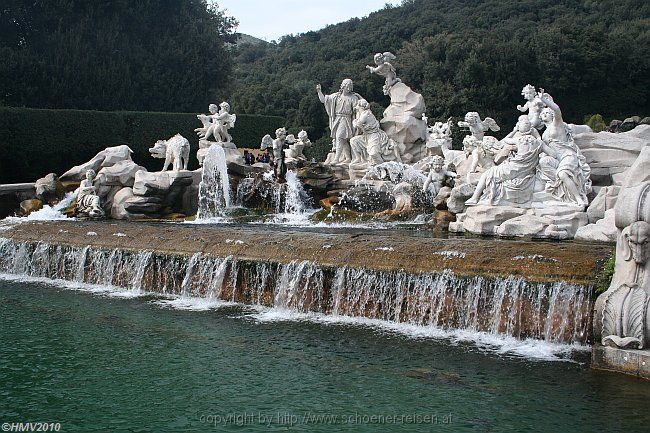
[{"x1": 316, "y1": 79, "x2": 363, "y2": 165}]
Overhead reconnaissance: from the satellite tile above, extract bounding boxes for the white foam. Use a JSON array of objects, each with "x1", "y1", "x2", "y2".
[
  {"x1": 0, "y1": 272, "x2": 145, "y2": 298},
  {"x1": 244, "y1": 308, "x2": 589, "y2": 362},
  {"x1": 152, "y1": 297, "x2": 237, "y2": 311}
]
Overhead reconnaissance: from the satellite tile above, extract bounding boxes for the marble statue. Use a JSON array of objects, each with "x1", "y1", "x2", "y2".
[
  {"x1": 425, "y1": 117, "x2": 454, "y2": 157},
  {"x1": 465, "y1": 116, "x2": 545, "y2": 206},
  {"x1": 75, "y1": 169, "x2": 105, "y2": 217},
  {"x1": 317, "y1": 79, "x2": 363, "y2": 165},
  {"x1": 149, "y1": 134, "x2": 190, "y2": 172},
  {"x1": 350, "y1": 99, "x2": 404, "y2": 168},
  {"x1": 537, "y1": 92, "x2": 592, "y2": 207},
  {"x1": 196, "y1": 102, "x2": 243, "y2": 166},
  {"x1": 366, "y1": 52, "x2": 401, "y2": 95},
  {"x1": 284, "y1": 130, "x2": 312, "y2": 163},
  {"x1": 458, "y1": 112, "x2": 502, "y2": 184},
  {"x1": 423, "y1": 155, "x2": 457, "y2": 198},
  {"x1": 195, "y1": 102, "x2": 236, "y2": 143},
  {"x1": 261, "y1": 128, "x2": 288, "y2": 182},
  {"x1": 516, "y1": 84, "x2": 545, "y2": 129}
]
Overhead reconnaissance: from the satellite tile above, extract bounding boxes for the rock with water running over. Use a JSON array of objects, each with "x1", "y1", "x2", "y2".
[{"x1": 20, "y1": 198, "x2": 42, "y2": 216}]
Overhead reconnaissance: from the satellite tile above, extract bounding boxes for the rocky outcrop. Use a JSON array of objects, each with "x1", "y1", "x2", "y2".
[
  {"x1": 34, "y1": 173, "x2": 65, "y2": 204},
  {"x1": 380, "y1": 82, "x2": 427, "y2": 162},
  {"x1": 574, "y1": 209, "x2": 617, "y2": 243},
  {"x1": 60, "y1": 145, "x2": 135, "y2": 181}
]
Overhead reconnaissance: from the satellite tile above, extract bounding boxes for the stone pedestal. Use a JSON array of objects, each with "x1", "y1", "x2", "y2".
[
  {"x1": 198, "y1": 140, "x2": 243, "y2": 165},
  {"x1": 591, "y1": 344, "x2": 650, "y2": 379}
]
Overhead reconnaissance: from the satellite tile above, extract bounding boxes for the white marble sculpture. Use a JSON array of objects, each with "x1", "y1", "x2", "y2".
[
  {"x1": 366, "y1": 52, "x2": 401, "y2": 95},
  {"x1": 149, "y1": 134, "x2": 190, "y2": 172},
  {"x1": 425, "y1": 117, "x2": 454, "y2": 157},
  {"x1": 516, "y1": 84, "x2": 545, "y2": 129},
  {"x1": 537, "y1": 92, "x2": 592, "y2": 207},
  {"x1": 195, "y1": 102, "x2": 236, "y2": 143},
  {"x1": 284, "y1": 130, "x2": 312, "y2": 163},
  {"x1": 261, "y1": 128, "x2": 288, "y2": 181},
  {"x1": 423, "y1": 155, "x2": 457, "y2": 198},
  {"x1": 465, "y1": 116, "x2": 546, "y2": 206},
  {"x1": 317, "y1": 79, "x2": 363, "y2": 165},
  {"x1": 458, "y1": 112, "x2": 502, "y2": 184},
  {"x1": 75, "y1": 169, "x2": 105, "y2": 217},
  {"x1": 350, "y1": 99, "x2": 404, "y2": 168},
  {"x1": 196, "y1": 102, "x2": 243, "y2": 166}
]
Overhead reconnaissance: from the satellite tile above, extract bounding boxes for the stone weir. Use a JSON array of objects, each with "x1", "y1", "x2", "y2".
[{"x1": 0, "y1": 221, "x2": 613, "y2": 345}]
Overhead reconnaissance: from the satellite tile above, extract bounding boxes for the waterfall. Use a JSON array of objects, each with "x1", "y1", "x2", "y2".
[
  {"x1": 0, "y1": 238, "x2": 594, "y2": 345},
  {"x1": 197, "y1": 144, "x2": 231, "y2": 219},
  {"x1": 280, "y1": 171, "x2": 310, "y2": 215}
]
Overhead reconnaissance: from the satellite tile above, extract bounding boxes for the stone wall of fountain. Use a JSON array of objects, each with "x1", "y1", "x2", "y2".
[{"x1": 0, "y1": 237, "x2": 594, "y2": 344}]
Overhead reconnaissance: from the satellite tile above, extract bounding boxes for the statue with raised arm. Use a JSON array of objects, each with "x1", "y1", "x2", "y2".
[
  {"x1": 317, "y1": 79, "x2": 363, "y2": 165},
  {"x1": 516, "y1": 84, "x2": 545, "y2": 129},
  {"x1": 366, "y1": 52, "x2": 401, "y2": 95},
  {"x1": 75, "y1": 169, "x2": 105, "y2": 218},
  {"x1": 537, "y1": 91, "x2": 592, "y2": 207}
]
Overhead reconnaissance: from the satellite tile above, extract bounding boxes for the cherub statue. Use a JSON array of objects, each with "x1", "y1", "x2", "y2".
[
  {"x1": 284, "y1": 130, "x2": 312, "y2": 162},
  {"x1": 425, "y1": 117, "x2": 454, "y2": 157},
  {"x1": 458, "y1": 112, "x2": 502, "y2": 184},
  {"x1": 366, "y1": 52, "x2": 401, "y2": 95},
  {"x1": 516, "y1": 84, "x2": 545, "y2": 129},
  {"x1": 195, "y1": 102, "x2": 237, "y2": 143},
  {"x1": 260, "y1": 127, "x2": 288, "y2": 182},
  {"x1": 423, "y1": 155, "x2": 457, "y2": 197},
  {"x1": 75, "y1": 169, "x2": 104, "y2": 218}
]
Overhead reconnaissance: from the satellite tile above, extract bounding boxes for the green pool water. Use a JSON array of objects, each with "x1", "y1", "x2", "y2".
[{"x1": 1, "y1": 279, "x2": 648, "y2": 432}]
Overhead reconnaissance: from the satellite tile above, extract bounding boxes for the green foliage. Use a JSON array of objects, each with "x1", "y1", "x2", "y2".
[
  {"x1": 594, "y1": 252, "x2": 616, "y2": 296},
  {"x1": 230, "y1": 0, "x2": 650, "y2": 141},
  {"x1": 585, "y1": 114, "x2": 607, "y2": 132},
  {"x1": 0, "y1": 107, "x2": 283, "y2": 183},
  {"x1": 304, "y1": 137, "x2": 332, "y2": 162},
  {"x1": 0, "y1": 0, "x2": 237, "y2": 111}
]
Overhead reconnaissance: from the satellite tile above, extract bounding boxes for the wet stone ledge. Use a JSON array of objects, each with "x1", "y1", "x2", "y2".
[{"x1": 1, "y1": 220, "x2": 613, "y2": 286}]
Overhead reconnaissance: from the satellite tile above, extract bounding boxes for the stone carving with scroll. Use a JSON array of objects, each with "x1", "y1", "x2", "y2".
[
  {"x1": 149, "y1": 134, "x2": 190, "y2": 172},
  {"x1": 317, "y1": 79, "x2": 363, "y2": 165},
  {"x1": 75, "y1": 169, "x2": 105, "y2": 218},
  {"x1": 350, "y1": 99, "x2": 404, "y2": 168},
  {"x1": 366, "y1": 52, "x2": 401, "y2": 95},
  {"x1": 458, "y1": 112, "x2": 502, "y2": 184},
  {"x1": 516, "y1": 84, "x2": 544, "y2": 129},
  {"x1": 196, "y1": 102, "x2": 243, "y2": 166},
  {"x1": 537, "y1": 92, "x2": 592, "y2": 207}
]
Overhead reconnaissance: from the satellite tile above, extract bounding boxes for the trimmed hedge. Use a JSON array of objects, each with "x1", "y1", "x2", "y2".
[{"x1": 0, "y1": 107, "x2": 284, "y2": 183}]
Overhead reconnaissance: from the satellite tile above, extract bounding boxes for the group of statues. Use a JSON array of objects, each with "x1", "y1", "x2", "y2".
[{"x1": 461, "y1": 86, "x2": 592, "y2": 208}]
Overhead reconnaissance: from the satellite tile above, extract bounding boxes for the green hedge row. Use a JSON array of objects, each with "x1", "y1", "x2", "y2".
[{"x1": 0, "y1": 107, "x2": 284, "y2": 183}]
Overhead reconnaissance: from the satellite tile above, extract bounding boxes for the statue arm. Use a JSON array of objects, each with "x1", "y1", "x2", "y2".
[
  {"x1": 516, "y1": 102, "x2": 528, "y2": 112},
  {"x1": 423, "y1": 172, "x2": 432, "y2": 192},
  {"x1": 540, "y1": 93, "x2": 564, "y2": 125},
  {"x1": 316, "y1": 84, "x2": 325, "y2": 103}
]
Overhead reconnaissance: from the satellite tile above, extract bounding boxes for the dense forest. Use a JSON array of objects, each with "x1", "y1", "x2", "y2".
[
  {"x1": 230, "y1": 0, "x2": 649, "y2": 142},
  {"x1": 0, "y1": 0, "x2": 237, "y2": 111},
  {"x1": 1, "y1": 0, "x2": 648, "y2": 144}
]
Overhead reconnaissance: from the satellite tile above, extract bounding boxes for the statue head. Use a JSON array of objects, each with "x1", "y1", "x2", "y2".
[
  {"x1": 373, "y1": 53, "x2": 384, "y2": 65},
  {"x1": 516, "y1": 115, "x2": 533, "y2": 134},
  {"x1": 275, "y1": 127, "x2": 287, "y2": 140},
  {"x1": 521, "y1": 84, "x2": 536, "y2": 100},
  {"x1": 356, "y1": 99, "x2": 370, "y2": 111},
  {"x1": 541, "y1": 107, "x2": 554, "y2": 124},
  {"x1": 260, "y1": 134, "x2": 273, "y2": 150},
  {"x1": 297, "y1": 130, "x2": 309, "y2": 141},
  {"x1": 208, "y1": 103, "x2": 218, "y2": 114},
  {"x1": 464, "y1": 112, "x2": 480, "y2": 126},
  {"x1": 622, "y1": 221, "x2": 650, "y2": 265},
  {"x1": 85, "y1": 169, "x2": 96, "y2": 180},
  {"x1": 219, "y1": 102, "x2": 230, "y2": 112},
  {"x1": 430, "y1": 155, "x2": 444, "y2": 172},
  {"x1": 340, "y1": 79, "x2": 354, "y2": 93}
]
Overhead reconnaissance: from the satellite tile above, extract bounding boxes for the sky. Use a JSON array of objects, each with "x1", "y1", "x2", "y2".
[{"x1": 216, "y1": 0, "x2": 392, "y2": 41}]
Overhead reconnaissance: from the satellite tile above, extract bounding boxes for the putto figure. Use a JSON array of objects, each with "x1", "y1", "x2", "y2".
[
  {"x1": 317, "y1": 79, "x2": 363, "y2": 165},
  {"x1": 195, "y1": 102, "x2": 237, "y2": 143},
  {"x1": 260, "y1": 127, "x2": 288, "y2": 182},
  {"x1": 284, "y1": 130, "x2": 312, "y2": 163},
  {"x1": 458, "y1": 112, "x2": 502, "y2": 184},
  {"x1": 75, "y1": 169, "x2": 104, "y2": 218},
  {"x1": 423, "y1": 155, "x2": 457, "y2": 197},
  {"x1": 366, "y1": 52, "x2": 401, "y2": 95},
  {"x1": 516, "y1": 84, "x2": 545, "y2": 129}
]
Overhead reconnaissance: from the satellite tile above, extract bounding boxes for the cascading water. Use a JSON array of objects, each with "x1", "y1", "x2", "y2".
[
  {"x1": 0, "y1": 237, "x2": 594, "y2": 346},
  {"x1": 197, "y1": 144, "x2": 231, "y2": 219}
]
